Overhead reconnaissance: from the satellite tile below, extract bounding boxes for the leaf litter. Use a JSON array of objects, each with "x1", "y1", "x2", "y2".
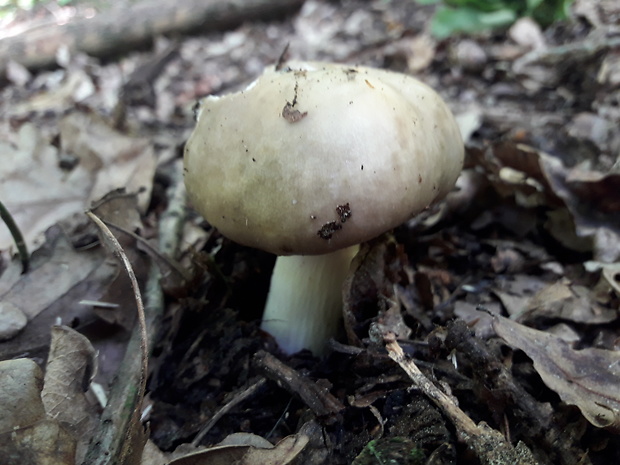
[{"x1": 1, "y1": 0, "x2": 620, "y2": 464}]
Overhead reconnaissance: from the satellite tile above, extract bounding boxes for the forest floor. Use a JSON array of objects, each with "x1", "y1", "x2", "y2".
[{"x1": 1, "y1": 0, "x2": 620, "y2": 464}]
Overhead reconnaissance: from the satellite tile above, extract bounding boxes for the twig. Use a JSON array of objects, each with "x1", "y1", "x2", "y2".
[
  {"x1": 253, "y1": 350, "x2": 345, "y2": 421},
  {"x1": 384, "y1": 333, "x2": 540, "y2": 465},
  {"x1": 191, "y1": 378, "x2": 267, "y2": 447},
  {"x1": 0, "y1": 200, "x2": 29, "y2": 273}
]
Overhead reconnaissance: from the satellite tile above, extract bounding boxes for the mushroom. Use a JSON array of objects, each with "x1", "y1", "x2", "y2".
[{"x1": 184, "y1": 61, "x2": 464, "y2": 355}]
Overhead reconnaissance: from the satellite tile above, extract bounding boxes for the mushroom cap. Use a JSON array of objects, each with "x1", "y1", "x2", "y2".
[{"x1": 184, "y1": 61, "x2": 464, "y2": 255}]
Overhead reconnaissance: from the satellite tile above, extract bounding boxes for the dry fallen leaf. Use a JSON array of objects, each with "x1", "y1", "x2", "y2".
[
  {"x1": 540, "y1": 152, "x2": 620, "y2": 262},
  {"x1": 42, "y1": 325, "x2": 100, "y2": 463},
  {"x1": 8, "y1": 68, "x2": 96, "y2": 116},
  {"x1": 491, "y1": 274, "x2": 548, "y2": 317},
  {"x1": 0, "y1": 111, "x2": 155, "y2": 253},
  {"x1": 492, "y1": 314, "x2": 620, "y2": 431},
  {"x1": 169, "y1": 433, "x2": 309, "y2": 465},
  {"x1": 0, "y1": 358, "x2": 76, "y2": 465},
  {"x1": 517, "y1": 280, "x2": 618, "y2": 324},
  {"x1": 0, "y1": 225, "x2": 117, "y2": 360},
  {"x1": 585, "y1": 261, "x2": 620, "y2": 295}
]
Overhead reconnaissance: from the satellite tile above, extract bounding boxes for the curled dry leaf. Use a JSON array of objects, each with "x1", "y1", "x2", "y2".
[
  {"x1": 467, "y1": 142, "x2": 557, "y2": 209},
  {"x1": 492, "y1": 314, "x2": 620, "y2": 431}
]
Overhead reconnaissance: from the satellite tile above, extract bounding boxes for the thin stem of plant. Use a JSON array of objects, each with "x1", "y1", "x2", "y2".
[{"x1": 0, "y1": 200, "x2": 29, "y2": 273}]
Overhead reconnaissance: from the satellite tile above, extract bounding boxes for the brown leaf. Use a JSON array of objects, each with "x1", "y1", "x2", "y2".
[
  {"x1": 492, "y1": 314, "x2": 620, "y2": 431},
  {"x1": 0, "y1": 225, "x2": 118, "y2": 361},
  {"x1": 585, "y1": 261, "x2": 620, "y2": 295},
  {"x1": 342, "y1": 237, "x2": 410, "y2": 347},
  {"x1": 0, "y1": 358, "x2": 46, "y2": 433},
  {"x1": 468, "y1": 142, "x2": 558, "y2": 208},
  {"x1": 9, "y1": 68, "x2": 95, "y2": 115},
  {"x1": 0, "y1": 112, "x2": 155, "y2": 253},
  {"x1": 491, "y1": 274, "x2": 548, "y2": 317},
  {"x1": 169, "y1": 433, "x2": 308, "y2": 465},
  {"x1": 0, "y1": 358, "x2": 76, "y2": 465},
  {"x1": 540, "y1": 152, "x2": 620, "y2": 262},
  {"x1": 42, "y1": 325, "x2": 100, "y2": 463},
  {"x1": 518, "y1": 280, "x2": 617, "y2": 324}
]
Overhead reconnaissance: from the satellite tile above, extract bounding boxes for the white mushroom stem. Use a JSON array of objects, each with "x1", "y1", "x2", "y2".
[{"x1": 260, "y1": 245, "x2": 359, "y2": 355}]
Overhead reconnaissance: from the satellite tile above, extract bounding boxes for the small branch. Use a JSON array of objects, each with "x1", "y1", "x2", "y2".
[
  {"x1": 253, "y1": 350, "x2": 345, "y2": 421},
  {"x1": 383, "y1": 333, "x2": 540, "y2": 465},
  {"x1": 191, "y1": 378, "x2": 267, "y2": 447}
]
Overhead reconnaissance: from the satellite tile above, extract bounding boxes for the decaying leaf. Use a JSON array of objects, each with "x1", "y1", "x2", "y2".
[
  {"x1": 140, "y1": 440, "x2": 168, "y2": 465},
  {"x1": 585, "y1": 261, "x2": 620, "y2": 295},
  {"x1": 516, "y1": 280, "x2": 618, "y2": 324},
  {"x1": 539, "y1": 152, "x2": 620, "y2": 262},
  {"x1": 0, "y1": 225, "x2": 118, "y2": 360},
  {"x1": 492, "y1": 314, "x2": 620, "y2": 431},
  {"x1": 0, "y1": 111, "x2": 155, "y2": 253},
  {"x1": 0, "y1": 358, "x2": 46, "y2": 431},
  {"x1": 490, "y1": 274, "x2": 548, "y2": 317},
  {"x1": 169, "y1": 433, "x2": 308, "y2": 465},
  {"x1": 42, "y1": 325, "x2": 100, "y2": 463},
  {"x1": 0, "y1": 358, "x2": 76, "y2": 465},
  {"x1": 342, "y1": 237, "x2": 410, "y2": 348},
  {"x1": 467, "y1": 141, "x2": 620, "y2": 263},
  {"x1": 8, "y1": 68, "x2": 96, "y2": 116}
]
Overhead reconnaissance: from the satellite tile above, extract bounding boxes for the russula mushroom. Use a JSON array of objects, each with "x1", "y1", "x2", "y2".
[{"x1": 184, "y1": 61, "x2": 464, "y2": 355}]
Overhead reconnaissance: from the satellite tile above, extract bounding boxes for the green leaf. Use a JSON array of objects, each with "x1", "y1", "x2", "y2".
[
  {"x1": 431, "y1": 6, "x2": 516, "y2": 38},
  {"x1": 414, "y1": 0, "x2": 442, "y2": 5},
  {"x1": 526, "y1": 0, "x2": 544, "y2": 11},
  {"x1": 445, "y1": 0, "x2": 514, "y2": 13}
]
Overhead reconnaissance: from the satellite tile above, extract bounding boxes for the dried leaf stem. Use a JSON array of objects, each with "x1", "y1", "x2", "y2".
[
  {"x1": 84, "y1": 210, "x2": 149, "y2": 465},
  {"x1": 0, "y1": 200, "x2": 29, "y2": 273},
  {"x1": 82, "y1": 161, "x2": 187, "y2": 465}
]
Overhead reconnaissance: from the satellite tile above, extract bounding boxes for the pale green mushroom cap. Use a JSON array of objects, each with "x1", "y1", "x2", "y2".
[{"x1": 184, "y1": 61, "x2": 464, "y2": 256}]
